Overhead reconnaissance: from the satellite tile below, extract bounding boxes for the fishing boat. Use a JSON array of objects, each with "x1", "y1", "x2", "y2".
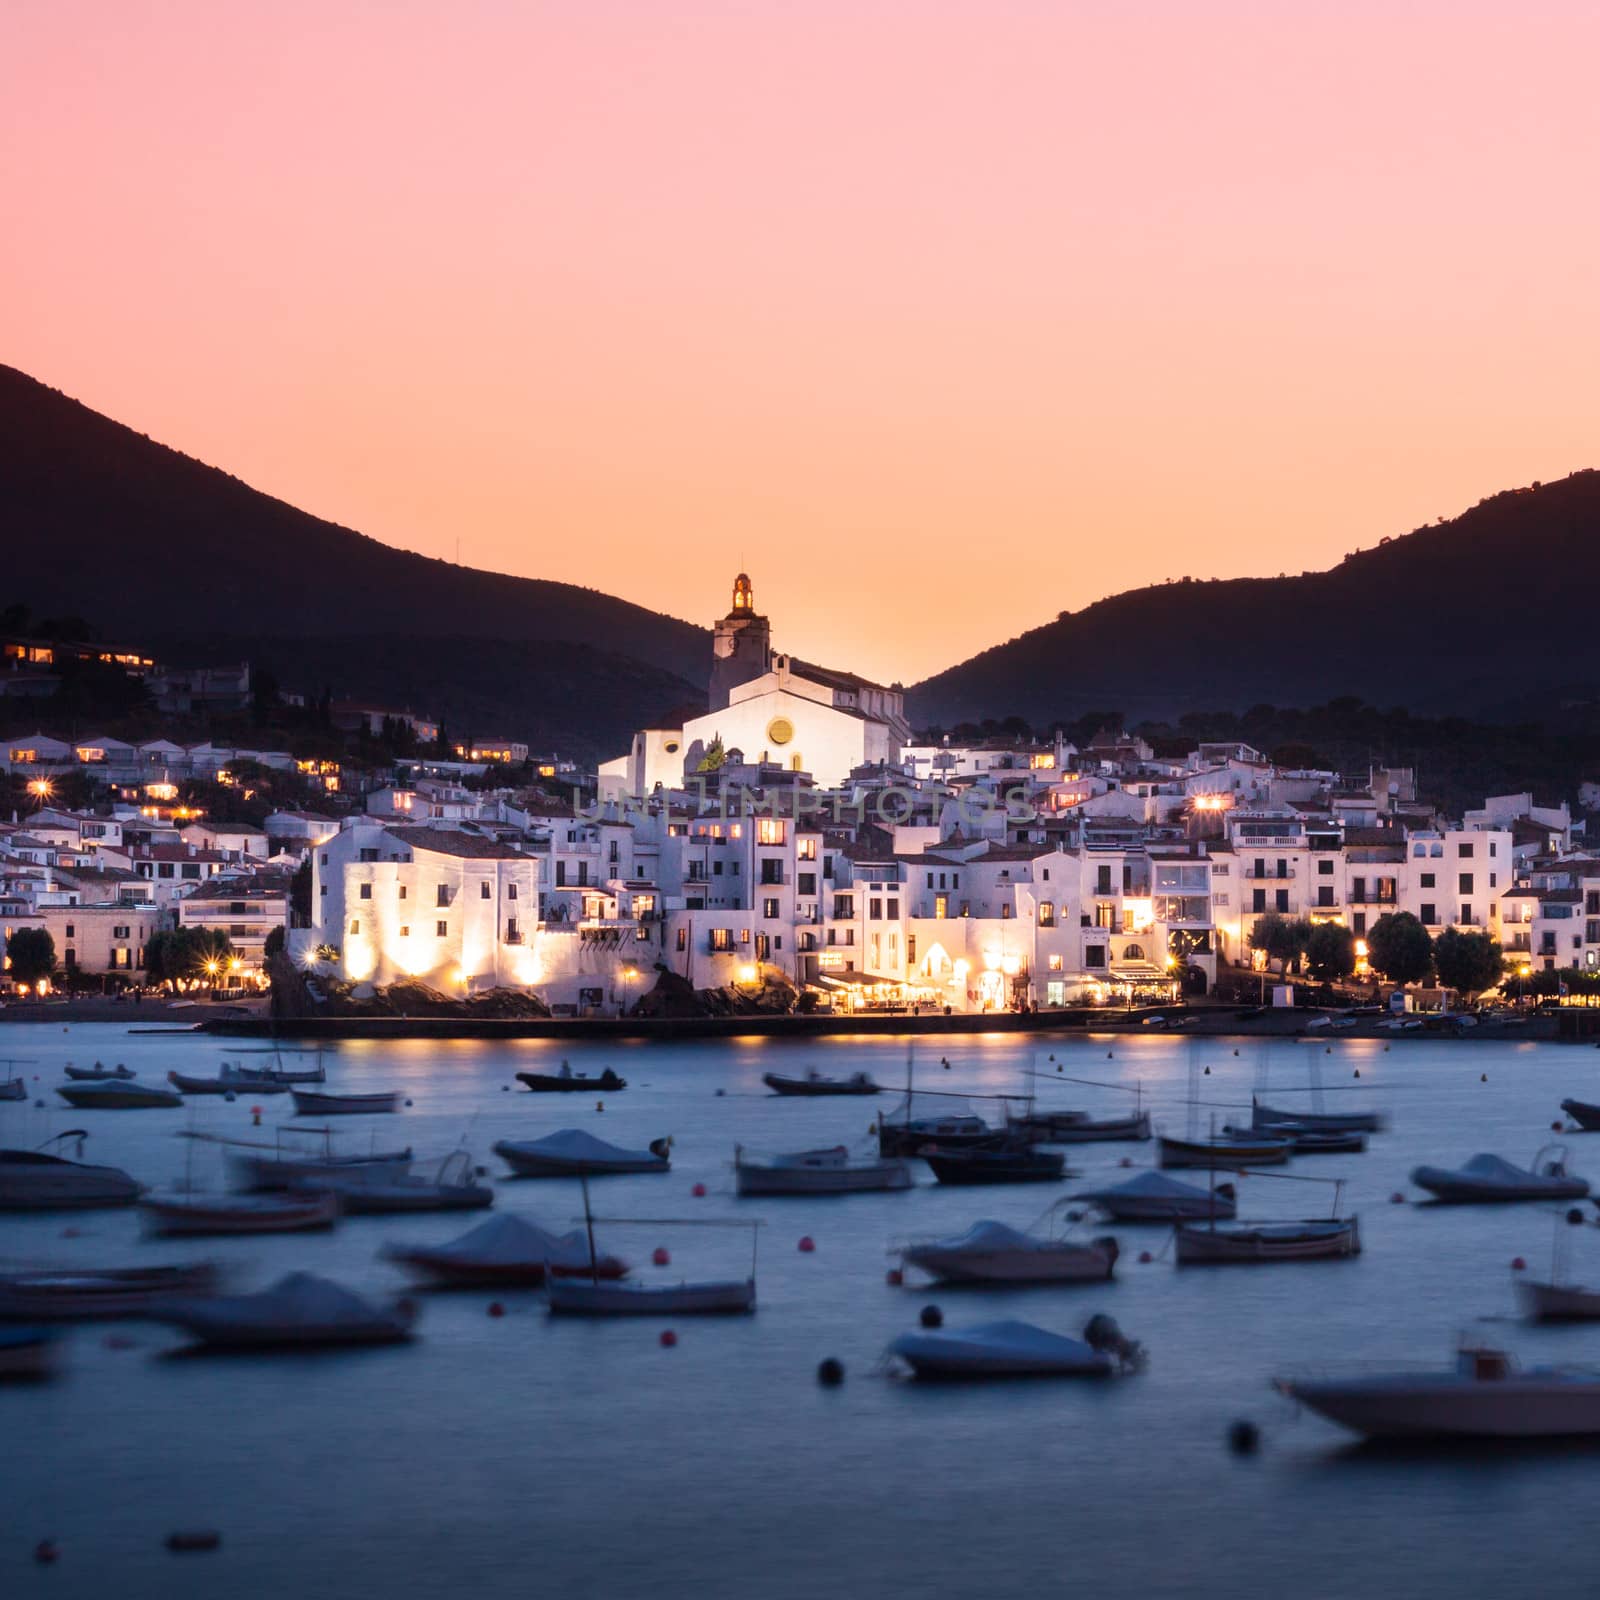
[
  {"x1": 762, "y1": 1070, "x2": 881, "y2": 1097},
  {"x1": 150, "y1": 1271, "x2": 416, "y2": 1350},
  {"x1": 1275, "y1": 1346, "x2": 1600, "y2": 1438},
  {"x1": 0, "y1": 1132, "x2": 143, "y2": 1210},
  {"x1": 1251, "y1": 1098, "x2": 1384, "y2": 1134},
  {"x1": 57, "y1": 1079, "x2": 182, "y2": 1111},
  {"x1": 0, "y1": 1327, "x2": 61, "y2": 1380},
  {"x1": 493, "y1": 1129, "x2": 671, "y2": 1178},
  {"x1": 516, "y1": 1065, "x2": 627, "y2": 1093},
  {"x1": 0, "y1": 1263, "x2": 220, "y2": 1319},
  {"x1": 1226, "y1": 1123, "x2": 1366, "y2": 1155},
  {"x1": 207, "y1": 1128, "x2": 413, "y2": 1192},
  {"x1": 924, "y1": 1146, "x2": 1067, "y2": 1186},
  {"x1": 139, "y1": 1190, "x2": 341, "y2": 1236},
  {"x1": 1561, "y1": 1098, "x2": 1600, "y2": 1132},
  {"x1": 1411, "y1": 1147, "x2": 1589, "y2": 1204},
  {"x1": 383, "y1": 1212, "x2": 629, "y2": 1287},
  {"x1": 1157, "y1": 1131, "x2": 1292, "y2": 1169},
  {"x1": 291, "y1": 1088, "x2": 401, "y2": 1116},
  {"x1": 296, "y1": 1150, "x2": 492, "y2": 1214},
  {"x1": 733, "y1": 1144, "x2": 912, "y2": 1196},
  {"x1": 899, "y1": 1219, "x2": 1118, "y2": 1285},
  {"x1": 888, "y1": 1319, "x2": 1117, "y2": 1379},
  {"x1": 1073, "y1": 1171, "x2": 1238, "y2": 1222},
  {"x1": 1175, "y1": 1214, "x2": 1361, "y2": 1265},
  {"x1": 62, "y1": 1062, "x2": 136, "y2": 1082}
]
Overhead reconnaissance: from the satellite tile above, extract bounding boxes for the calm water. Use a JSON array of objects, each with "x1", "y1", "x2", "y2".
[{"x1": 7, "y1": 1024, "x2": 1600, "y2": 1598}]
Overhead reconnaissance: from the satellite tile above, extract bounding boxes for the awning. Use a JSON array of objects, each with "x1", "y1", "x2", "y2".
[
  {"x1": 1109, "y1": 961, "x2": 1171, "y2": 979},
  {"x1": 816, "y1": 968, "x2": 893, "y2": 988}
]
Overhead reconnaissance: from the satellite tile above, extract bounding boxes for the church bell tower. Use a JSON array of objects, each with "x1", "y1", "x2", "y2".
[{"x1": 709, "y1": 572, "x2": 771, "y2": 710}]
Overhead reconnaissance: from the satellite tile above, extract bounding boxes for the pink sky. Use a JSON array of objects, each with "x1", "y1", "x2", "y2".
[{"x1": 5, "y1": 1, "x2": 1597, "y2": 683}]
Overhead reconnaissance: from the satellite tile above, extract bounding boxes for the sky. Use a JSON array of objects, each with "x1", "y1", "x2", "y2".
[{"x1": 5, "y1": 1, "x2": 1598, "y2": 684}]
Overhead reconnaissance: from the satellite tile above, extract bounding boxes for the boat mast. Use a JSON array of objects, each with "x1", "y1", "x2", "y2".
[{"x1": 581, "y1": 1177, "x2": 599, "y2": 1287}]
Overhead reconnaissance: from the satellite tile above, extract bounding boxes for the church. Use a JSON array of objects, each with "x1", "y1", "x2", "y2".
[{"x1": 598, "y1": 575, "x2": 911, "y2": 796}]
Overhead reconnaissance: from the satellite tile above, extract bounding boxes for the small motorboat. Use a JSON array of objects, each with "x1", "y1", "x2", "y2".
[
  {"x1": 900, "y1": 1220, "x2": 1117, "y2": 1285},
  {"x1": 383, "y1": 1212, "x2": 629, "y2": 1287},
  {"x1": 1411, "y1": 1147, "x2": 1590, "y2": 1204},
  {"x1": 1518, "y1": 1278, "x2": 1600, "y2": 1321},
  {"x1": 291, "y1": 1088, "x2": 401, "y2": 1116},
  {"x1": 1158, "y1": 1131, "x2": 1292, "y2": 1169},
  {"x1": 888, "y1": 1318, "x2": 1117, "y2": 1380},
  {"x1": 296, "y1": 1151, "x2": 492, "y2": 1214},
  {"x1": 547, "y1": 1276, "x2": 756, "y2": 1316},
  {"x1": 0, "y1": 1133, "x2": 143, "y2": 1210},
  {"x1": 57, "y1": 1079, "x2": 183, "y2": 1111},
  {"x1": 493, "y1": 1129, "x2": 671, "y2": 1178},
  {"x1": 762, "y1": 1071, "x2": 881, "y2": 1097},
  {"x1": 1175, "y1": 1215, "x2": 1361, "y2": 1265},
  {"x1": 1275, "y1": 1345, "x2": 1600, "y2": 1438},
  {"x1": 169, "y1": 1067, "x2": 292, "y2": 1096},
  {"x1": 62, "y1": 1062, "x2": 136, "y2": 1082},
  {"x1": 222, "y1": 1057, "x2": 326, "y2": 1087},
  {"x1": 0, "y1": 1263, "x2": 220, "y2": 1320},
  {"x1": 1226, "y1": 1123, "x2": 1366, "y2": 1155},
  {"x1": 1251, "y1": 1098, "x2": 1384, "y2": 1134},
  {"x1": 0, "y1": 1326, "x2": 61, "y2": 1381},
  {"x1": 0, "y1": 1077, "x2": 26, "y2": 1103},
  {"x1": 1561, "y1": 1098, "x2": 1600, "y2": 1132},
  {"x1": 924, "y1": 1147, "x2": 1066, "y2": 1186},
  {"x1": 734, "y1": 1145, "x2": 912, "y2": 1196},
  {"x1": 139, "y1": 1191, "x2": 341, "y2": 1237},
  {"x1": 516, "y1": 1065, "x2": 627, "y2": 1094},
  {"x1": 1073, "y1": 1171, "x2": 1237, "y2": 1222},
  {"x1": 218, "y1": 1130, "x2": 413, "y2": 1192},
  {"x1": 151, "y1": 1271, "x2": 415, "y2": 1349}
]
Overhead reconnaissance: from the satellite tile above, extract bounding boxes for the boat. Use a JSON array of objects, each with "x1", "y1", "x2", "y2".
[
  {"x1": 150, "y1": 1271, "x2": 415, "y2": 1349},
  {"x1": 516, "y1": 1065, "x2": 627, "y2": 1093},
  {"x1": 1561, "y1": 1098, "x2": 1600, "y2": 1132},
  {"x1": 0, "y1": 1263, "x2": 220, "y2": 1319},
  {"x1": 1275, "y1": 1346, "x2": 1600, "y2": 1438},
  {"x1": 62, "y1": 1062, "x2": 136, "y2": 1082},
  {"x1": 900, "y1": 1219, "x2": 1118, "y2": 1284},
  {"x1": 139, "y1": 1190, "x2": 341, "y2": 1236},
  {"x1": 493, "y1": 1129, "x2": 671, "y2": 1178},
  {"x1": 383, "y1": 1212, "x2": 629, "y2": 1287},
  {"x1": 56, "y1": 1079, "x2": 183, "y2": 1110},
  {"x1": 222, "y1": 1056, "x2": 326, "y2": 1086},
  {"x1": 877, "y1": 1108, "x2": 1006, "y2": 1158},
  {"x1": 291, "y1": 1088, "x2": 401, "y2": 1116},
  {"x1": 211, "y1": 1129, "x2": 414, "y2": 1192},
  {"x1": 888, "y1": 1319, "x2": 1115, "y2": 1379},
  {"x1": 1518, "y1": 1279, "x2": 1600, "y2": 1321},
  {"x1": 924, "y1": 1147, "x2": 1067, "y2": 1185},
  {"x1": 1157, "y1": 1131, "x2": 1292, "y2": 1169},
  {"x1": 547, "y1": 1277, "x2": 756, "y2": 1315},
  {"x1": 0, "y1": 1327, "x2": 61, "y2": 1380},
  {"x1": 1073, "y1": 1171, "x2": 1237, "y2": 1222},
  {"x1": 1226, "y1": 1123, "x2": 1366, "y2": 1155},
  {"x1": 0, "y1": 1078, "x2": 25, "y2": 1103},
  {"x1": 1175, "y1": 1214, "x2": 1361, "y2": 1265},
  {"x1": 762, "y1": 1070, "x2": 881, "y2": 1097},
  {"x1": 1411, "y1": 1147, "x2": 1590, "y2": 1204},
  {"x1": 1250, "y1": 1098, "x2": 1384, "y2": 1134},
  {"x1": 733, "y1": 1145, "x2": 912, "y2": 1196},
  {"x1": 0, "y1": 1133, "x2": 143, "y2": 1210},
  {"x1": 295, "y1": 1150, "x2": 493, "y2": 1214},
  {"x1": 1024, "y1": 1110, "x2": 1151, "y2": 1145},
  {"x1": 167, "y1": 1069, "x2": 245, "y2": 1096},
  {"x1": 168, "y1": 1065, "x2": 292, "y2": 1096}
]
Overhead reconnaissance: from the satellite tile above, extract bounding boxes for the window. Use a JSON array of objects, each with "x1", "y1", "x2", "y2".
[
  {"x1": 869, "y1": 899, "x2": 882, "y2": 921},
  {"x1": 1252, "y1": 888, "x2": 1265, "y2": 913},
  {"x1": 320, "y1": 853, "x2": 329, "y2": 866},
  {"x1": 359, "y1": 883, "x2": 372, "y2": 900},
  {"x1": 399, "y1": 925, "x2": 410, "y2": 938},
  {"x1": 1317, "y1": 887, "x2": 1334, "y2": 907},
  {"x1": 437, "y1": 884, "x2": 450, "y2": 906},
  {"x1": 113, "y1": 925, "x2": 129, "y2": 939},
  {"x1": 1420, "y1": 873, "x2": 1435, "y2": 889},
  {"x1": 506, "y1": 919, "x2": 519, "y2": 941},
  {"x1": 798, "y1": 872, "x2": 816, "y2": 896},
  {"x1": 756, "y1": 818, "x2": 786, "y2": 846},
  {"x1": 1353, "y1": 912, "x2": 1366, "y2": 935},
  {"x1": 1458, "y1": 842, "x2": 1474, "y2": 858},
  {"x1": 1096, "y1": 865, "x2": 1112, "y2": 895},
  {"x1": 798, "y1": 838, "x2": 817, "y2": 861},
  {"x1": 349, "y1": 918, "x2": 360, "y2": 935},
  {"x1": 1048, "y1": 953, "x2": 1063, "y2": 971},
  {"x1": 1274, "y1": 890, "x2": 1289, "y2": 913},
  {"x1": 711, "y1": 928, "x2": 732, "y2": 952},
  {"x1": 1421, "y1": 903, "x2": 1437, "y2": 926},
  {"x1": 320, "y1": 885, "x2": 328, "y2": 897},
  {"x1": 832, "y1": 895, "x2": 854, "y2": 920},
  {"x1": 934, "y1": 894, "x2": 948, "y2": 919},
  {"x1": 888, "y1": 899, "x2": 899, "y2": 919},
  {"x1": 360, "y1": 848, "x2": 379, "y2": 863},
  {"x1": 714, "y1": 860, "x2": 724, "y2": 876},
  {"x1": 65, "y1": 923, "x2": 75, "y2": 938},
  {"x1": 1318, "y1": 860, "x2": 1333, "y2": 876},
  {"x1": 1039, "y1": 902, "x2": 1055, "y2": 927},
  {"x1": 437, "y1": 920, "x2": 449, "y2": 937},
  {"x1": 556, "y1": 861, "x2": 567, "y2": 888},
  {"x1": 676, "y1": 928, "x2": 687, "y2": 952},
  {"x1": 1001, "y1": 905, "x2": 1012, "y2": 919},
  {"x1": 760, "y1": 859, "x2": 782, "y2": 885},
  {"x1": 1458, "y1": 873, "x2": 1474, "y2": 895},
  {"x1": 508, "y1": 884, "x2": 517, "y2": 900},
  {"x1": 1461, "y1": 904, "x2": 1473, "y2": 925},
  {"x1": 1085, "y1": 944, "x2": 1107, "y2": 968},
  {"x1": 740, "y1": 928, "x2": 751, "y2": 945},
  {"x1": 398, "y1": 885, "x2": 407, "y2": 900},
  {"x1": 762, "y1": 898, "x2": 780, "y2": 919},
  {"x1": 481, "y1": 881, "x2": 492, "y2": 898}
]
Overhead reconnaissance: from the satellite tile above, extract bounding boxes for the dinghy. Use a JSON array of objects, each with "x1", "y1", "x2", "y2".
[
  {"x1": 151, "y1": 1271, "x2": 415, "y2": 1350},
  {"x1": 900, "y1": 1219, "x2": 1117, "y2": 1285},
  {"x1": 56, "y1": 1079, "x2": 183, "y2": 1111},
  {"x1": 383, "y1": 1212, "x2": 628, "y2": 1287},
  {"x1": 290, "y1": 1088, "x2": 401, "y2": 1116},
  {"x1": 493, "y1": 1129, "x2": 671, "y2": 1178},
  {"x1": 1073, "y1": 1171, "x2": 1237, "y2": 1222},
  {"x1": 62, "y1": 1062, "x2": 135, "y2": 1082},
  {"x1": 1411, "y1": 1147, "x2": 1589, "y2": 1204},
  {"x1": 0, "y1": 1133, "x2": 142, "y2": 1210},
  {"x1": 762, "y1": 1071, "x2": 881, "y2": 1097},
  {"x1": 877, "y1": 1104, "x2": 1006, "y2": 1158},
  {"x1": 733, "y1": 1145, "x2": 912, "y2": 1195},
  {"x1": 888, "y1": 1318, "x2": 1114, "y2": 1379},
  {"x1": 0, "y1": 1264, "x2": 220, "y2": 1320},
  {"x1": 1175, "y1": 1214, "x2": 1361, "y2": 1265},
  {"x1": 0, "y1": 1077, "x2": 27, "y2": 1103},
  {"x1": 168, "y1": 1070, "x2": 239, "y2": 1096},
  {"x1": 516, "y1": 1066, "x2": 627, "y2": 1093},
  {"x1": 139, "y1": 1190, "x2": 340, "y2": 1236},
  {"x1": 296, "y1": 1150, "x2": 492, "y2": 1214}
]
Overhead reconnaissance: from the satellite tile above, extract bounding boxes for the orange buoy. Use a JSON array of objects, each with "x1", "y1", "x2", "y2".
[
  {"x1": 652, "y1": 1247, "x2": 671, "y2": 1267},
  {"x1": 798, "y1": 1236, "x2": 816, "y2": 1253},
  {"x1": 251, "y1": 1105, "x2": 262, "y2": 1125}
]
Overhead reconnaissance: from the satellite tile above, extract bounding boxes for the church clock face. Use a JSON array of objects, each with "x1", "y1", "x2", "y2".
[{"x1": 766, "y1": 716, "x2": 794, "y2": 746}]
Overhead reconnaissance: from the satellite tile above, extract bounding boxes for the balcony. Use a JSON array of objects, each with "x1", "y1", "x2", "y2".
[
  {"x1": 1347, "y1": 891, "x2": 1397, "y2": 906},
  {"x1": 1243, "y1": 867, "x2": 1296, "y2": 881}
]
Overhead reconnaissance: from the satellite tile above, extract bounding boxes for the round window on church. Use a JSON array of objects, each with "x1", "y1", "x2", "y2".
[
  {"x1": 766, "y1": 717, "x2": 794, "y2": 746},
  {"x1": 663, "y1": 740, "x2": 680, "y2": 754}
]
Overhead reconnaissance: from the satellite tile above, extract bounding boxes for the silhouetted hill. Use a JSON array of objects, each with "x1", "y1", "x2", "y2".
[
  {"x1": 0, "y1": 365, "x2": 708, "y2": 756},
  {"x1": 909, "y1": 473, "x2": 1600, "y2": 728}
]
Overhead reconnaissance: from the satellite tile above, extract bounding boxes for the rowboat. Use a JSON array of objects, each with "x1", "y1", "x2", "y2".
[
  {"x1": 150, "y1": 1271, "x2": 415, "y2": 1350},
  {"x1": 1561, "y1": 1098, "x2": 1600, "y2": 1132},
  {"x1": 900, "y1": 1220, "x2": 1118, "y2": 1285},
  {"x1": 291, "y1": 1088, "x2": 401, "y2": 1116},
  {"x1": 1012, "y1": 1110, "x2": 1151, "y2": 1144},
  {"x1": 139, "y1": 1191, "x2": 341, "y2": 1236},
  {"x1": 1411, "y1": 1147, "x2": 1589, "y2": 1204},
  {"x1": 547, "y1": 1277, "x2": 756, "y2": 1316},
  {"x1": 222, "y1": 1057, "x2": 326, "y2": 1086},
  {"x1": 1251, "y1": 1098, "x2": 1384, "y2": 1134},
  {"x1": 1157, "y1": 1132, "x2": 1291, "y2": 1169},
  {"x1": 762, "y1": 1071, "x2": 881, "y2": 1097},
  {"x1": 0, "y1": 1327, "x2": 60, "y2": 1380},
  {"x1": 0, "y1": 1264, "x2": 220, "y2": 1319},
  {"x1": 1073, "y1": 1172, "x2": 1237, "y2": 1222},
  {"x1": 888, "y1": 1319, "x2": 1114, "y2": 1380},
  {"x1": 168, "y1": 1070, "x2": 247, "y2": 1096},
  {"x1": 924, "y1": 1147, "x2": 1066, "y2": 1186},
  {"x1": 383, "y1": 1213, "x2": 629, "y2": 1287},
  {"x1": 295, "y1": 1151, "x2": 492, "y2": 1214},
  {"x1": 62, "y1": 1063, "x2": 135, "y2": 1082},
  {"x1": 516, "y1": 1066, "x2": 627, "y2": 1094},
  {"x1": 1174, "y1": 1214, "x2": 1361, "y2": 1265},
  {"x1": 0, "y1": 1133, "x2": 143, "y2": 1210},
  {"x1": 493, "y1": 1129, "x2": 671, "y2": 1178},
  {"x1": 734, "y1": 1145, "x2": 912, "y2": 1195},
  {"x1": 57, "y1": 1080, "x2": 183, "y2": 1111}
]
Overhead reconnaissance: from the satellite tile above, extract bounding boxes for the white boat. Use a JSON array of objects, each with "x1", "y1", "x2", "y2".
[
  {"x1": 0, "y1": 1134, "x2": 143, "y2": 1210},
  {"x1": 733, "y1": 1144, "x2": 912, "y2": 1196},
  {"x1": 889, "y1": 1318, "x2": 1114, "y2": 1379},
  {"x1": 0, "y1": 1263, "x2": 220, "y2": 1319},
  {"x1": 383, "y1": 1212, "x2": 628, "y2": 1287},
  {"x1": 1276, "y1": 1346, "x2": 1600, "y2": 1438},
  {"x1": 296, "y1": 1150, "x2": 492, "y2": 1214},
  {"x1": 493, "y1": 1129, "x2": 671, "y2": 1178},
  {"x1": 291, "y1": 1088, "x2": 401, "y2": 1116},
  {"x1": 222, "y1": 1056, "x2": 325, "y2": 1087},
  {"x1": 1518, "y1": 1279, "x2": 1600, "y2": 1321},
  {"x1": 1175, "y1": 1215, "x2": 1361, "y2": 1265},
  {"x1": 139, "y1": 1190, "x2": 341, "y2": 1236},
  {"x1": 62, "y1": 1062, "x2": 136, "y2": 1082},
  {"x1": 900, "y1": 1219, "x2": 1118, "y2": 1285},
  {"x1": 57, "y1": 1079, "x2": 183, "y2": 1111},
  {"x1": 547, "y1": 1276, "x2": 755, "y2": 1316},
  {"x1": 1411, "y1": 1147, "x2": 1590, "y2": 1204},
  {"x1": 1073, "y1": 1171, "x2": 1237, "y2": 1222},
  {"x1": 213, "y1": 1129, "x2": 413, "y2": 1192},
  {"x1": 0, "y1": 1326, "x2": 61, "y2": 1380},
  {"x1": 1251, "y1": 1098, "x2": 1384, "y2": 1134},
  {"x1": 151, "y1": 1271, "x2": 415, "y2": 1349}
]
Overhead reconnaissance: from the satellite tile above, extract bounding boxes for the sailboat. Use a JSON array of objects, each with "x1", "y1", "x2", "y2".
[
  {"x1": 1516, "y1": 1210, "x2": 1600, "y2": 1320},
  {"x1": 1173, "y1": 1173, "x2": 1360, "y2": 1265}
]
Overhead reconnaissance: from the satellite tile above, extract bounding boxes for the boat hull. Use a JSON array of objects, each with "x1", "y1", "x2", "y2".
[
  {"x1": 1252, "y1": 1101, "x2": 1384, "y2": 1134},
  {"x1": 516, "y1": 1072, "x2": 627, "y2": 1094},
  {"x1": 1158, "y1": 1136, "x2": 1290, "y2": 1169},
  {"x1": 547, "y1": 1278, "x2": 755, "y2": 1316},
  {"x1": 303, "y1": 1179, "x2": 493, "y2": 1214},
  {"x1": 0, "y1": 1155, "x2": 143, "y2": 1211},
  {"x1": 1517, "y1": 1279, "x2": 1600, "y2": 1321},
  {"x1": 902, "y1": 1243, "x2": 1116, "y2": 1285},
  {"x1": 734, "y1": 1160, "x2": 912, "y2": 1196},
  {"x1": 1561, "y1": 1099, "x2": 1600, "y2": 1132},
  {"x1": 0, "y1": 1328, "x2": 60, "y2": 1380},
  {"x1": 1281, "y1": 1375, "x2": 1600, "y2": 1438},
  {"x1": 1083, "y1": 1194, "x2": 1236, "y2": 1222},
  {"x1": 56, "y1": 1085, "x2": 183, "y2": 1110},
  {"x1": 925, "y1": 1150, "x2": 1065, "y2": 1186},
  {"x1": 140, "y1": 1193, "x2": 341, "y2": 1236},
  {"x1": 228, "y1": 1150, "x2": 413, "y2": 1192},
  {"x1": 492, "y1": 1141, "x2": 669, "y2": 1178},
  {"x1": 1035, "y1": 1113, "x2": 1151, "y2": 1145},
  {"x1": 763, "y1": 1073, "x2": 880, "y2": 1097},
  {"x1": 0, "y1": 1264, "x2": 220, "y2": 1319},
  {"x1": 1175, "y1": 1216, "x2": 1361, "y2": 1265},
  {"x1": 1411, "y1": 1169, "x2": 1590, "y2": 1204},
  {"x1": 291, "y1": 1090, "x2": 401, "y2": 1115}
]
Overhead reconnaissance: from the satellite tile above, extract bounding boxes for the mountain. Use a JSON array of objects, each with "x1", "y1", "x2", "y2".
[
  {"x1": 0, "y1": 365, "x2": 708, "y2": 756},
  {"x1": 909, "y1": 471, "x2": 1600, "y2": 730}
]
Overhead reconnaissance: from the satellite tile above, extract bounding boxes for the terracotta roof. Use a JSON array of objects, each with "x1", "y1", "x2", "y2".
[{"x1": 388, "y1": 828, "x2": 529, "y2": 861}]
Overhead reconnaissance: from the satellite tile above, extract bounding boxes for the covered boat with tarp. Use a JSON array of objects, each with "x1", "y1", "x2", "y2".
[
  {"x1": 1073, "y1": 1171, "x2": 1236, "y2": 1222},
  {"x1": 888, "y1": 1319, "x2": 1115, "y2": 1380},
  {"x1": 493, "y1": 1129, "x2": 671, "y2": 1178},
  {"x1": 1411, "y1": 1148, "x2": 1590, "y2": 1204},
  {"x1": 900, "y1": 1219, "x2": 1117, "y2": 1285},
  {"x1": 384, "y1": 1212, "x2": 628, "y2": 1287},
  {"x1": 150, "y1": 1271, "x2": 415, "y2": 1349}
]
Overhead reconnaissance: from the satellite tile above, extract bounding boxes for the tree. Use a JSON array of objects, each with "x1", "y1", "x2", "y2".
[
  {"x1": 1366, "y1": 911, "x2": 1433, "y2": 986},
  {"x1": 5, "y1": 927, "x2": 56, "y2": 989},
  {"x1": 143, "y1": 929, "x2": 181, "y2": 993},
  {"x1": 182, "y1": 929, "x2": 236, "y2": 986},
  {"x1": 264, "y1": 926, "x2": 286, "y2": 959},
  {"x1": 1304, "y1": 922, "x2": 1357, "y2": 983},
  {"x1": 1432, "y1": 927, "x2": 1505, "y2": 997},
  {"x1": 1248, "y1": 911, "x2": 1287, "y2": 969}
]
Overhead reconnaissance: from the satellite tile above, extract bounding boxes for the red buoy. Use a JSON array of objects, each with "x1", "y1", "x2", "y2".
[
  {"x1": 1554, "y1": 1121, "x2": 1565, "y2": 1132},
  {"x1": 487, "y1": 1301, "x2": 505, "y2": 1318},
  {"x1": 1511, "y1": 1257, "x2": 1527, "y2": 1271},
  {"x1": 691, "y1": 1182, "x2": 706, "y2": 1198},
  {"x1": 886, "y1": 1268, "x2": 904, "y2": 1287},
  {"x1": 1119, "y1": 1157, "x2": 1133, "y2": 1169},
  {"x1": 1138, "y1": 1250, "x2": 1153, "y2": 1264},
  {"x1": 652, "y1": 1247, "x2": 671, "y2": 1267},
  {"x1": 34, "y1": 1540, "x2": 59, "y2": 1565},
  {"x1": 660, "y1": 1329, "x2": 678, "y2": 1348},
  {"x1": 798, "y1": 1235, "x2": 816, "y2": 1253},
  {"x1": 1390, "y1": 1191, "x2": 1405, "y2": 1204}
]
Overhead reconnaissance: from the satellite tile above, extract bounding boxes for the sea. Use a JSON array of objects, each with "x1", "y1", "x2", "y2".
[{"x1": 6, "y1": 1022, "x2": 1600, "y2": 1599}]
